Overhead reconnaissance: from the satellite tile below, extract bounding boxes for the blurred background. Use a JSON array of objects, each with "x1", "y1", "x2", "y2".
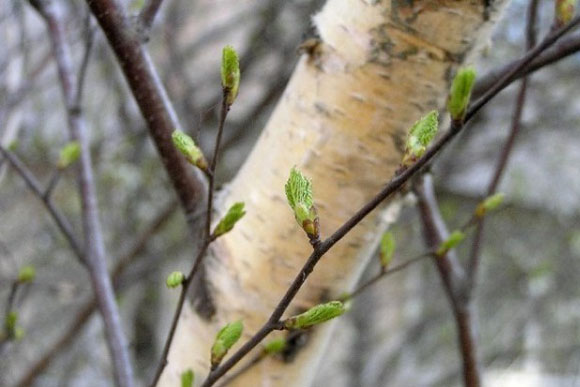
[{"x1": 1, "y1": 0, "x2": 579, "y2": 386}]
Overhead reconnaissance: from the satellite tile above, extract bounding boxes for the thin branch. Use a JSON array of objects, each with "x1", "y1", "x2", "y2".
[
  {"x1": 29, "y1": 1, "x2": 134, "y2": 385},
  {"x1": 13, "y1": 201, "x2": 178, "y2": 387},
  {"x1": 467, "y1": 0, "x2": 540, "y2": 295},
  {"x1": 138, "y1": 0, "x2": 165, "y2": 40},
  {"x1": 0, "y1": 146, "x2": 84, "y2": 263},
  {"x1": 200, "y1": 18, "x2": 579, "y2": 385}
]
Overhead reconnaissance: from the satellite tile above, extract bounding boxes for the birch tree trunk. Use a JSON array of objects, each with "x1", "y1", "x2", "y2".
[{"x1": 160, "y1": 1, "x2": 508, "y2": 385}]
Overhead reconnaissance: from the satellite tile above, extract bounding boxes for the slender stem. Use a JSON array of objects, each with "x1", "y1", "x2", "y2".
[
  {"x1": 0, "y1": 146, "x2": 84, "y2": 263},
  {"x1": 467, "y1": 0, "x2": 539, "y2": 296},
  {"x1": 29, "y1": 1, "x2": 134, "y2": 385},
  {"x1": 138, "y1": 0, "x2": 165, "y2": 40},
  {"x1": 201, "y1": 20, "x2": 577, "y2": 384},
  {"x1": 42, "y1": 169, "x2": 61, "y2": 200}
]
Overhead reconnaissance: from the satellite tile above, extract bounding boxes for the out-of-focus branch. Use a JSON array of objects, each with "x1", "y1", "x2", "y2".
[
  {"x1": 138, "y1": 0, "x2": 165, "y2": 40},
  {"x1": 28, "y1": 1, "x2": 134, "y2": 386},
  {"x1": 13, "y1": 201, "x2": 178, "y2": 387},
  {"x1": 85, "y1": 0, "x2": 206, "y2": 233}
]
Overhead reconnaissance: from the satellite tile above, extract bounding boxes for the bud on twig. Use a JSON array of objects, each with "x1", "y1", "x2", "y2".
[
  {"x1": 284, "y1": 301, "x2": 345, "y2": 330},
  {"x1": 57, "y1": 141, "x2": 81, "y2": 169},
  {"x1": 18, "y1": 265, "x2": 36, "y2": 283},
  {"x1": 5, "y1": 311, "x2": 24, "y2": 340},
  {"x1": 436, "y1": 230, "x2": 465, "y2": 257},
  {"x1": 211, "y1": 320, "x2": 243, "y2": 367},
  {"x1": 555, "y1": 0, "x2": 577, "y2": 28},
  {"x1": 221, "y1": 45, "x2": 240, "y2": 107},
  {"x1": 166, "y1": 271, "x2": 185, "y2": 288},
  {"x1": 181, "y1": 369, "x2": 195, "y2": 387},
  {"x1": 263, "y1": 337, "x2": 287, "y2": 355},
  {"x1": 379, "y1": 231, "x2": 396, "y2": 269},
  {"x1": 285, "y1": 167, "x2": 319, "y2": 243},
  {"x1": 172, "y1": 130, "x2": 208, "y2": 171},
  {"x1": 475, "y1": 193, "x2": 505, "y2": 218},
  {"x1": 213, "y1": 202, "x2": 246, "y2": 238},
  {"x1": 447, "y1": 67, "x2": 477, "y2": 122},
  {"x1": 402, "y1": 111, "x2": 439, "y2": 167}
]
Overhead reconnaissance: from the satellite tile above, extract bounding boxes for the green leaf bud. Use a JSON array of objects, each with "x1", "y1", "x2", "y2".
[
  {"x1": 5, "y1": 311, "x2": 24, "y2": 340},
  {"x1": 57, "y1": 141, "x2": 81, "y2": 169},
  {"x1": 284, "y1": 301, "x2": 345, "y2": 330},
  {"x1": 285, "y1": 167, "x2": 319, "y2": 242},
  {"x1": 172, "y1": 130, "x2": 208, "y2": 171},
  {"x1": 166, "y1": 271, "x2": 185, "y2": 288},
  {"x1": 475, "y1": 192, "x2": 505, "y2": 218},
  {"x1": 221, "y1": 45, "x2": 240, "y2": 106},
  {"x1": 181, "y1": 369, "x2": 195, "y2": 387},
  {"x1": 263, "y1": 337, "x2": 287, "y2": 355},
  {"x1": 402, "y1": 111, "x2": 439, "y2": 166},
  {"x1": 213, "y1": 202, "x2": 246, "y2": 238},
  {"x1": 447, "y1": 67, "x2": 476, "y2": 122},
  {"x1": 211, "y1": 320, "x2": 243, "y2": 367},
  {"x1": 555, "y1": 0, "x2": 577, "y2": 27},
  {"x1": 436, "y1": 230, "x2": 465, "y2": 256},
  {"x1": 379, "y1": 232, "x2": 396, "y2": 268},
  {"x1": 18, "y1": 265, "x2": 36, "y2": 283}
]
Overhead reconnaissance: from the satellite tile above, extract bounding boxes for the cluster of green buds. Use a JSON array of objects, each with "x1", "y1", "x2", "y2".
[
  {"x1": 221, "y1": 45, "x2": 240, "y2": 107},
  {"x1": 263, "y1": 337, "x2": 287, "y2": 355},
  {"x1": 436, "y1": 230, "x2": 466, "y2": 257},
  {"x1": 285, "y1": 167, "x2": 319, "y2": 244},
  {"x1": 402, "y1": 110, "x2": 439, "y2": 167},
  {"x1": 213, "y1": 202, "x2": 246, "y2": 239},
  {"x1": 447, "y1": 67, "x2": 477, "y2": 123},
  {"x1": 211, "y1": 320, "x2": 243, "y2": 368},
  {"x1": 283, "y1": 301, "x2": 345, "y2": 330},
  {"x1": 555, "y1": 0, "x2": 577, "y2": 28},
  {"x1": 172, "y1": 130, "x2": 208, "y2": 172},
  {"x1": 57, "y1": 141, "x2": 81, "y2": 169},
  {"x1": 166, "y1": 271, "x2": 185, "y2": 289},
  {"x1": 181, "y1": 369, "x2": 195, "y2": 387},
  {"x1": 379, "y1": 231, "x2": 396, "y2": 269},
  {"x1": 18, "y1": 265, "x2": 36, "y2": 283},
  {"x1": 474, "y1": 193, "x2": 505, "y2": 218}
]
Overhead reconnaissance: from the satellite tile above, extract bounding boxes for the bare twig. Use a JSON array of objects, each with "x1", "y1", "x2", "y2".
[
  {"x1": 138, "y1": 0, "x2": 165, "y2": 40},
  {"x1": 29, "y1": 1, "x2": 134, "y2": 385},
  {"x1": 200, "y1": 18, "x2": 580, "y2": 385},
  {"x1": 467, "y1": 0, "x2": 540, "y2": 295},
  {"x1": 13, "y1": 201, "x2": 178, "y2": 387}
]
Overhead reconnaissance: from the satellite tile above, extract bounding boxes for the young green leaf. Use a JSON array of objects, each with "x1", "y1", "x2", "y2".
[
  {"x1": 447, "y1": 67, "x2": 476, "y2": 122},
  {"x1": 181, "y1": 369, "x2": 195, "y2": 387},
  {"x1": 5, "y1": 311, "x2": 24, "y2": 340},
  {"x1": 172, "y1": 130, "x2": 208, "y2": 171},
  {"x1": 263, "y1": 337, "x2": 287, "y2": 355},
  {"x1": 284, "y1": 301, "x2": 345, "y2": 330},
  {"x1": 18, "y1": 265, "x2": 36, "y2": 283},
  {"x1": 221, "y1": 45, "x2": 240, "y2": 106},
  {"x1": 285, "y1": 167, "x2": 319, "y2": 242},
  {"x1": 57, "y1": 141, "x2": 81, "y2": 169},
  {"x1": 402, "y1": 111, "x2": 439, "y2": 166},
  {"x1": 211, "y1": 320, "x2": 243, "y2": 367},
  {"x1": 379, "y1": 232, "x2": 396, "y2": 268},
  {"x1": 166, "y1": 271, "x2": 185, "y2": 288},
  {"x1": 213, "y1": 202, "x2": 246, "y2": 238},
  {"x1": 475, "y1": 193, "x2": 505, "y2": 218},
  {"x1": 436, "y1": 230, "x2": 466, "y2": 256}
]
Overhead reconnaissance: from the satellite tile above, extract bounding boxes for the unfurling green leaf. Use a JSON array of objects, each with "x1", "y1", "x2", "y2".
[
  {"x1": 211, "y1": 320, "x2": 243, "y2": 367},
  {"x1": 402, "y1": 111, "x2": 439, "y2": 166},
  {"x1": 285, "y1": 167, "x2": 319, "y2": 242},
  {"x1": 213, "y1": 202, "x2": 246, "y2": 238},
  {"x1": 57, "y1": 141, "x2": 81, "y2": 169},
  {"x1": 263, "y1": 337, "x2": 287, "y2": 355},
  {"x1": 379, "y1": 232, "x2": 396, "y2": 268},
  {"x1": 181, "y1": 369, "x2": 195, "y2": 387},
  {"x1": 475, "y1": 193, "x2": 505, "y2": 218},
  {"x1": 555, "y1": 0, "x2": 577, "y2": 27},
  {"x1": 166, "y1": 271, "x2": 185, "y2": 288},
  {"x1": 447, "y1": 67, "x2": 476, "y2": 122},
  {"x1": 18, "y1": 265, "x2": 36, "y2": 283},
  {"x1": 436, "y1": 230, "x2": 466, "y2": 256},
  {"x1": 172, "y1": 130, "x2": 208, "y2": 171},
  {"x1": 221, "y1": 45, "x2": 240, "y2": 106},
  {"x1": 284, "y1": 301, "x2": 345, "y2": 330}
]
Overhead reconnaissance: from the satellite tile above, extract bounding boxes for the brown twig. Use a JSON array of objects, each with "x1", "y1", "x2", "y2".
[
  {"x1": 200, "y1": 17, "x2": 580, "y2": 385},
  {"x1": 467, "y1": 0, "x2": 540, "y2": 296},
  {"x1": 28, "y1": 1, "x2": 134, "y2": 385},
  {"x1": 138, "y1": 0, "x2": 165, "y2": 41},
  {"x1": 13, "y1": 201, "x2": 178, "y2": 387}
]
